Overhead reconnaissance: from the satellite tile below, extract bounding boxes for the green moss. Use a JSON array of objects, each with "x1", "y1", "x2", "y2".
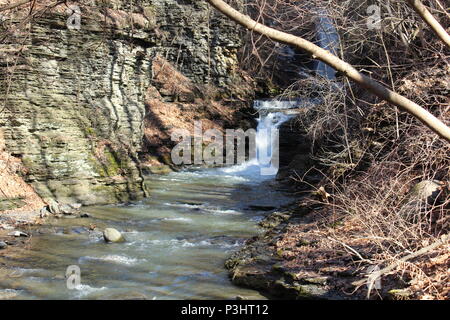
[
  {"x1": 272, "y1": 263, "x2": 286, "y2": 273},
  {"x1": 268, "y1": 87, "x2": 281, "y2": 96},
  {"x1": 160, "y1": 153, "x2": 173, "y2": 166},
  {"x1": 88, "y1": 146, "x2": 131, "y2": 178},
  {"x1": 84, "y1": 127, "x2": 96, "y2": 137},
  {"x1": 388, "y1": 288, "x2": 413, "y2": 300},
  {"x1": 21, "y1": 156, "x2": 35, "y2": 169},
  {"x1": 224, "y1": 257, "x2": 241, "y2": 270},
  {"x1": 103, "y1": 150, "x2": 121, "y2": 176},
  {"x1": 293, "y1": 285, "x2": 315, "y2": 299},
  {"x1": 146, "y1": 165, "x2": 172, "y2": 175},
  {"x1": 296, "y1": 239, "x2": 311, "y2": 247},
  {"x1": 328, "y1": 220, "x2": 344, "y2": 228}
]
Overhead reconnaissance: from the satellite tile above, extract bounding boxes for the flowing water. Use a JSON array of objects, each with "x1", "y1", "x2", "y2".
[
  {"x1": 0, "y1": 111, "x2": 294, "y2": 300},
  {"x1": 0, "y1": 7, "x2": 342, "y2": 300},
  {"x1": 315, "y1": 9, "x2": 339, "y2": 80}
]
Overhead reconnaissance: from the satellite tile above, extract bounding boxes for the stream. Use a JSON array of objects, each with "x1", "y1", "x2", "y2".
[
  {"x1": 0, "y1": 112, "x2": 295, "y2": 300},
  {"x1": 0, "y1": 7, "x2": 343, "y2": 300}
]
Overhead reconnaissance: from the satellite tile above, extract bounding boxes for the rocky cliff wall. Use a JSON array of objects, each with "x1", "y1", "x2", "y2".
[{"x1": 0, "y1": 0, "x2": 247, "y2": 205}]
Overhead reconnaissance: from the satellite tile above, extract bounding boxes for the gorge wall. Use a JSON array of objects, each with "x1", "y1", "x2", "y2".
[{"x1": 0, "y1": 0, "x2": 250, "y2": 206}]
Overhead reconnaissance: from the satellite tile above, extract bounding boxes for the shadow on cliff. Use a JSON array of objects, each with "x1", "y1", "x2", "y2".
[{"x1": 141, "y1": 103, "x2": 177, "y2": 165}]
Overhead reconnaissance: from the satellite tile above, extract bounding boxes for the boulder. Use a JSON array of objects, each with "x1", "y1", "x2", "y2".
[
  {"x1": 103, "y1": 228, "x2": 125, "y2": 243},
  {"x1": 60, "y1": 204, "x2": 77, "y2": 215},
  {"x1": 0, "y1": 241, "x2": 7, "y2": 249},
  {"x1": 39, "y1": 207, "x2": 50, "y2": 218},
  {"x1": 47, "y1": 199, "x2": 61, "y2": 214},
  {"x1": 8, "y1": 231, "x2": 28, "y2": 237},
  {"x1": 408, "y1": 180, "x2": 443, "y2": 204},
  {"x1": 400, "y1": 180, "x2": 444, "y2": 221},
  {"x1": 68, "y1": 203, "x2": 82, "y2": 210}
]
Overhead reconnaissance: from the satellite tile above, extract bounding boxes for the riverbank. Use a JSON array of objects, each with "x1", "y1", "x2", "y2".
[
  {"x1": 0, "y1": 167, "x2": 295, "y2": 300},
  {"x1": 226, "y1": 171, "x2": 449, "y2": 300},
  {"x1": 225, "y1": 199, "x2": 396, "y2": 300},
  {"x1": 225, "y1": 199, "x2": 353, "y2": 300}
]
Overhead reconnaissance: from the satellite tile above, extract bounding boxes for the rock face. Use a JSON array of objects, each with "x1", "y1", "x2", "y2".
[{"x1": 0, "y1": 0, "x2": 245, "y2": 205}]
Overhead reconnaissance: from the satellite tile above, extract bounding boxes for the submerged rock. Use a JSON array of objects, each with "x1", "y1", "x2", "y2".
[
  {"x1": 247, "y1": 205, "x2": 276, "y2": 211},
  {"x1": 0, "y1": 241, "x2": 7, "y2": 249},
  {"x1": 69, "y1": 203, "x2": 82, "y2": 210},
  {"x1": 62, "y1": 215, "x2": 77, "y2": 219},
  {"x1": 8, "y1": 231, "x2": 29, "y2": 237},
  {"x1": 71, "y1": 227, "x2": 89, "y2": 234},
  {"x1": 103, "y1": 228, "x2": 125, "y2": 243},
  {"x1": 60, "y1": 204, "x2": 77, "y2": 215}
]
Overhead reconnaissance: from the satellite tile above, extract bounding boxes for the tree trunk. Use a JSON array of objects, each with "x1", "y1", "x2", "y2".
[{"x1": 207, "y1": 0, "x2": 450, "y2": 142}]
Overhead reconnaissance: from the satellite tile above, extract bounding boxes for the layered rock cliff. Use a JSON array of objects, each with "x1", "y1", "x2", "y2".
[{"x1": 0, "y1": 0, "x2": 249, "y2": 206}]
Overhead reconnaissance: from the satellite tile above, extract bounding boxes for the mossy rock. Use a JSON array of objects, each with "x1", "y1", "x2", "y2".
[{"x1": 388, "y1": 288, "x2": 413, "y2": 300}]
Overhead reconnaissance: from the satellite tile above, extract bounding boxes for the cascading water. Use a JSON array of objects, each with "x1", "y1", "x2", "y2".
[
  {"x1": 221, "y1": 101, "x2": 294, "y2": 177},
  {"x1": 255, "y1": 111, "x2": 292, "y2": 175},
  {"x1": 0, "y1": 107, "x2": 295, "y2": 300},
  {"x1": 0, "y1": 10, "x2": 342, "y2": 301},
  {"x1": 315, "y1": 10, "x2": 339, "y2": 79}
]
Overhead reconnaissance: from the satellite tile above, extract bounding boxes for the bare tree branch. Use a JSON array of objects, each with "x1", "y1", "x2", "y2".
[
  {"x1": 207, "y1": 0, "x2": 450, "y2": 142},
  {"x1": 352, "y1": 233, "x2": 450, "y2": 288},
  {"x1": 406, "y1": 0, "x2": 450, "y2": 48}
]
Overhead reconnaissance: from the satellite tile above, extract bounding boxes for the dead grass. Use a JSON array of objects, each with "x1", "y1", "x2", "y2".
[{"x1": 281, "y1": 56, "x2": 450, "y2": 299}]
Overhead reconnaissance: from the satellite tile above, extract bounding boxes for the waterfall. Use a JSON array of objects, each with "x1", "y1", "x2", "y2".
[
  {"x1": 222, "y1": 11, "x2": 339, "y2": 178},
  {"x1": 255, "y1": 111, "x2": 292, "y2": 175},
  {"x1": 253, "y1": 99, "x2": 300, "y2": 110},
  {"x1": 315, "y1": 10, "x2": 339, "y2": 79},
  {"x1": 221, "y1": 101, "x2": 294, "y2": 177}
]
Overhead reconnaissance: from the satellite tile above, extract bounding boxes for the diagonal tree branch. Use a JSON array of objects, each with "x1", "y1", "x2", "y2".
[
  {"x1": 352, "y1": 233, "x2": 450, "y2": 289},
  {"x1": 206, "y1": 0, "x2": 450, "y2": 142},
  {"x1": 406, "y1": 0, "x2": 450, "y2": 48}
]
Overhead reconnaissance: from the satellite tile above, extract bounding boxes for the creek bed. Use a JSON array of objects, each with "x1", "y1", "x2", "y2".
[{"x1": 0, "y1": 166, "x2": 293, "y2": 299}]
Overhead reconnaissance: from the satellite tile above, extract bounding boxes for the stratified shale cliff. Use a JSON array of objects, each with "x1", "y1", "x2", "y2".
[{"x1": 0, "y1": 0, "x2": 247, "y2": 205}]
